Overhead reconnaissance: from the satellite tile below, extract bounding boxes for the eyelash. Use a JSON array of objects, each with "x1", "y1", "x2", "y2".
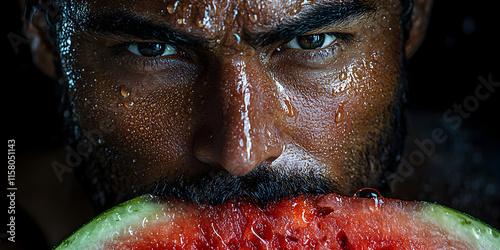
[
  {"x1": 112, "y1": 32, "x2": 352, "y2": 70},
  {"x1": 114, "y1": 43, "x2": 188, "y2": 71},
  {"x1": 279, "y1": 33, "x2": 352, "y2": 59}
]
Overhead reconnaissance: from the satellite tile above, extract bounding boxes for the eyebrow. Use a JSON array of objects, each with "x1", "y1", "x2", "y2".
[
  {"x1": 81, "y1": 0, "x2": 375, "y2": 49},
  {"x1": 81, "y1": 13, "x2": 208, "y2": 48},
  {"x1": 252, "y1": 1, "x2": 375, "y2": 47}
]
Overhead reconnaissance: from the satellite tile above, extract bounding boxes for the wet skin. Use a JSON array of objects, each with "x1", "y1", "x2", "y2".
[{"x1": 52, "y1": 0, "x2": 408, "y2": 206}]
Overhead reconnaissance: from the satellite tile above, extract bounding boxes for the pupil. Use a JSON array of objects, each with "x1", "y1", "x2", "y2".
[
  {"x1": 137, "y1": 43, "x2": 166, "y2": 57},
  {"x1": 297, "y1": 34, "x2": 325, "y2": 50}
]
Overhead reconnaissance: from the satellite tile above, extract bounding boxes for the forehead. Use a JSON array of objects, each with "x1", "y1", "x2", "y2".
[
  {"x1": 81, "y1": 0, "x2": 313, "y2": 24},
  {"x1": 61, "y1": 0, "x2": 392, "y2": 39}
]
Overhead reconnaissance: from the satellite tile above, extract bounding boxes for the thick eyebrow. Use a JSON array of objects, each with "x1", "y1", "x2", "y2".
[
  {"x1": 80, "y1": 0, "x2": 374, "y2": 49},
  {"x1": 81, "y1": 13, "x2": 208, "y2": 48},
  {"x1": 251, "y1": 0, "x2": 376, "y2": 47}
]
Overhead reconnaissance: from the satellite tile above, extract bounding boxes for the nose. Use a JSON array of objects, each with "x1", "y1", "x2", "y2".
[{"x1": 194, "y1": 56, "x2": 284, "y2": 176}]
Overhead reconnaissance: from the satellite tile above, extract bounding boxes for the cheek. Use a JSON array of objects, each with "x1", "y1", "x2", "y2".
[
  {"x1": 282, "y1": 52, "x2": 400, "y2": 165},
  {"x1": 65, "y1": 54, "x2": 202, "y2": 174}
]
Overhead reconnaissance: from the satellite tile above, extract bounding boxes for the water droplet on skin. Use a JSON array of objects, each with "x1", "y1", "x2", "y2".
[
  {"x1": 120, "y1": 87, "x2": 130, "y2": 98},
  {"x1": 335, "y1": 103, "x2": 344, "y2": 123},
  {"x1": 354, "y1": 188, "x2": 383, "y2": 198},
  {"x1": 196, "y1": 19, "x2": 204, "y2": 28},
  {"x1": 233, "y1": 33, "x2": 241, "y2": 45},
  {"x1": 339, "y1": 71, "x2": 347, "y2": 81},
  {"x1": 167, "y1": 1, "x2": 179, "y2": 14},
  {"x1": 208, "y1": 2, "x2": 217, "y2": 16},
  {"x1": 249, "y1": 13, "x2": 258, "y2": 23},
  {"x1": 283, "y1": 97, "x2": 296, "y2": 118},
  {"x1": 123, "y1": 101, "x2": 134, "y2": 109},
  {"x1": 232, "y1": 9, "x2": 238, "y2": 20}
]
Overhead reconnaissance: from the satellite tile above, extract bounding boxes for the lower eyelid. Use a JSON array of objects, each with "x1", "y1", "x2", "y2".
[
  {"x1": 300, "y1": 46, "x2": 337, "y2": 60},
  {"x1": 120, "y1": 54, "x2": 157, "y2": 71},
  {"x1": 276, "y1": 43, "x2": 342, "y2": 69},
  {"x1": 118, "y1": 50, "x2": 194, "y2": 72}
]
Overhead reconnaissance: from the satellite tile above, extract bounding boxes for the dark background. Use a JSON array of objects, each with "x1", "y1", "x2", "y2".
[
  {"x1": 4, "y1": 0, "x2": 500, "y2": 248},
  {"x1": 397, "y1": 0, "x2": 500, "y2": 230}
]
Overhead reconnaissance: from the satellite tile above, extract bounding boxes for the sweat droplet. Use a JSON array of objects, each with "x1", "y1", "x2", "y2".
[
  {"x1": 196, "y1": 19, "x2": 204, "y2": 28},
  {"x1": 233, "y1": 33, "x2": 241, "y2": 45},
  {"x1": 335, "y1": 102, "x2": 344, "y2": 123},
  {"x1": 120, "y1": 87, "x2": 130, "y2": 98},
  {"x1": 283, "y1": 98, "x2": 296, "y2": 118},
  {"x1": 339, "y1": 71, "x2": 347, "y2": 81},
  {"x1": 167, "y1": 1, "x2": 178, "y2": 14},
  {"x1": 123, "y1": 101, "x2": 134, "y2": 109},
  {"x1": 249, "y1": 13, "x2": 258, "y2": 23}
]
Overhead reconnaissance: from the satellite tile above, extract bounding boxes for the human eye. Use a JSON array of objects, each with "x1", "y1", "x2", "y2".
[
  {"x1": 126, "y1": 42, "x2": 176, "y2": 57},
  {"x1": 283, "y1": 33, "x2": 338, "y2": 50},
  {"x1": 114, "y1": 41, "x2": 194, "y2": 71},
  {"x1": 274, "y1": 32, "x2": 351, "y2": 68}
]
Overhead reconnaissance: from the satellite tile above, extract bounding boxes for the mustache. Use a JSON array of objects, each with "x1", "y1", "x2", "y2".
[{"x1": 149, "y1": 165, "x2": 340, "y2": 205}]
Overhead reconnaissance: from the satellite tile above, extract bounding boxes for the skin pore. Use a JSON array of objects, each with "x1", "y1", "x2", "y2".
[{"x1": 48, "y1": 0, "x2": 408, "y2": 208}]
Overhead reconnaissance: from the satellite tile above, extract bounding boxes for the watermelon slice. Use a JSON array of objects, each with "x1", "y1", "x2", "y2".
[{"x1": 55, "y1": 192, "x2": 499, "y2": 249}]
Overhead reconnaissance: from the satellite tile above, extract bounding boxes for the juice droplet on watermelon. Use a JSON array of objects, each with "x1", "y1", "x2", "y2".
[{"x1": 354, "y1": 188, "x2": 383, "y2": 198}]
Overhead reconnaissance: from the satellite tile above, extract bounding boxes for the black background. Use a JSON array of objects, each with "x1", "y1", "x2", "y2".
[{"x1": 4, "y1": 0, "x2": 500, "y2": 248}]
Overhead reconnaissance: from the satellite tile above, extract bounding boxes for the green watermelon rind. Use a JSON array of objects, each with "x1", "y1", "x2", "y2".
[
  {"x1": 54, "y1": 195, "x2": 500, "y2": 249},
  {"x1": 54, "y1": 194, "x2": 163, "y2": 249},
  {"x1": 420, "y1": 201, "x2": 500, "y2": 249}
]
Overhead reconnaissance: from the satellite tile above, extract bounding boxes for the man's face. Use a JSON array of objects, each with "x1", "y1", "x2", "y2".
[{"x1": 55, "y1": 0, "x2": 406, "y2": 206}]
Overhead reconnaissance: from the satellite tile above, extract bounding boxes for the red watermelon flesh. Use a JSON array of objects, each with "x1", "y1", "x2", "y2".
[{"x1": 56, "y1": 193, "x2": 500, "y2": 249}]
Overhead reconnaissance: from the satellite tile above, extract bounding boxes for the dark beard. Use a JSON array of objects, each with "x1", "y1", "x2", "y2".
[{"x1": 148, "y1": 166, "x2": 340, "y2": 206}]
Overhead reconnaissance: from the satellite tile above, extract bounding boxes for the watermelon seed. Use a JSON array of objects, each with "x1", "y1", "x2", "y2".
[
  {"x1": 286, "y1": 235, "x2": 299, "y2": 242},
  {"x1": 336, "y1": 230, "x2": 351, "y2": 250},
  {"x1": 318, "y1": 207, "x2": 334, "y2": 216}
]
